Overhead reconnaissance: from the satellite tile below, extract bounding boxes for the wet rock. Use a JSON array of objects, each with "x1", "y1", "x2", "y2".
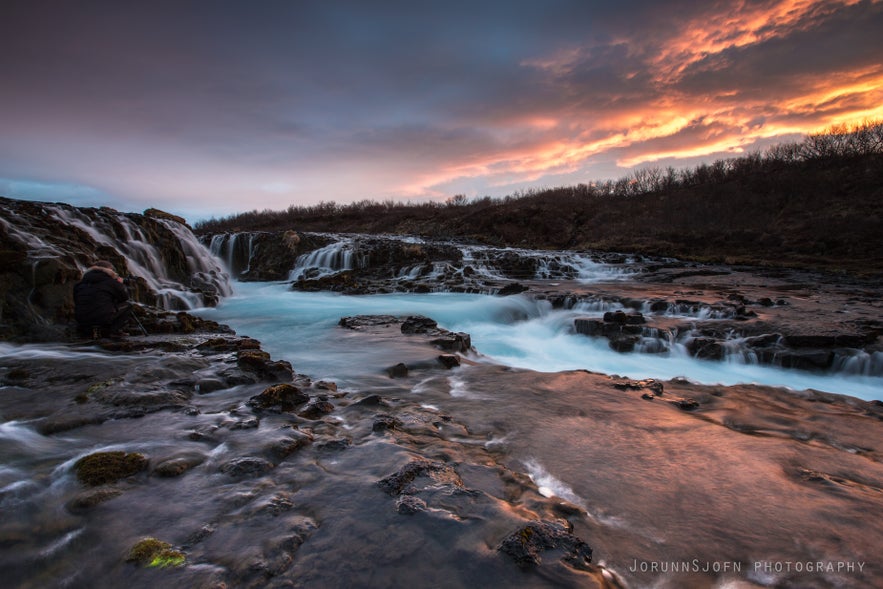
[
  {"x1": 373, "y1": 414, "x2": 403, "y2": 433},
  {"x1": 401, "y1": 315, "x2": 438, "y2": 334},
  {"x1": 339, "y1": 315, "x2": 399, "y2": 329},
  {"x1": 194, "y1": 378, "x2": 226, "y2": 393},
  {"x1": 237, "y1": 350, "x2": 295, "y2": 381},
  {"x1": 674, "y1": 398, "x2": 700, "y2": 411},
  {"x1": 248, "y1": 383, "x2": 310, "y2": 412},
  {"x1": 220, "y1": 457, "x2": 274, "y2": 478},
  {"x1": 497, "y1": 282, "x2": 528, "y2": 296},
  {"x1": 263, "y1": 430, "x2": 314, "y2": 461},
  {"x1": 608, "y1": 334, "x2": 640, "y2": 353},
  {"x1": 498, "y1": 520, "x2": 593, "y2": 569},
  {"x1": 153, "y1": 453, "x2": 206, "y2": 477},
  {"x1": 297, "y1": 399, "x2": 334, "y2": 420},
  {"x1": 353, "y1": 394, "x2": 386, "y2": 406},
  {"x1": 314, "y1": 380, "x2": 338, "y2": 392},
  {"x1": 686, "y1": 337, "x2": 724, "y2": 360},
  {"x1": 387, "y1": 363, "x2": 409, "y2": 378},
  {"x1": 431, "y1": 332, "x2": 471, "y2": 353},
  {"x1": 437, "y1": 354, "x2": 461, "y2": 369},
  {"x1": 777, "y1": 350, "x2": 834, "y2": 371},
  {"x1": 377, "y1": 459, "x2": 463, "y2": 495},
  {"x1": 396, "y1": 495, "x2": 427, "y2": 515},
  {"x1": 126, "y1": 537, "x2": 186, "y2": 568},
  {"x1": 74, "y1": 451, "x2": 149, "y2": 486},
  {"x1": 66, "y1": 488, "x2": 124, "y2": 512}
]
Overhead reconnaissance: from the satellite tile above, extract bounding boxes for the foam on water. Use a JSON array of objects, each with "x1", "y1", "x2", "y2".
[{"x1": 196, "y1": 281, "x2": 883, "y2": 400}]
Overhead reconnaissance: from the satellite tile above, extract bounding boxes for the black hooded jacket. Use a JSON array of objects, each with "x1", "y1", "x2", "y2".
[{"x1": 73, "y1": 267, "x2": 129, "y2": 326}]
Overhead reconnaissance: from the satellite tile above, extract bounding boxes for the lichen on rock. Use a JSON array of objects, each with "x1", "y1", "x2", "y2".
[
  {"x1": 126, "y1": 537, "x2": 186, "y2": 568},
  {"x1": 73, "y1": 451, "x2": 148, "y2": 486}
]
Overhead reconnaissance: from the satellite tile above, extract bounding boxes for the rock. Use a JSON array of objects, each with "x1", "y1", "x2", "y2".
[
  {"x1": 237, "y1": 350, "x2": 294, "y2": 381},
  {"x1": 675, "y1": 398, "x2": 700, "y2": 411},
  {"x1": 66, "y1": 488, "x2": 124, "y2": 512},
  {"x1": 608, "y1": 334, "x2": 640, "y2": 353},
  {"x1": 573, "y1": 318, "x2": 605, "y2": 336},
  {"x1": 298, "y1": 399, "x2": 334, "y2": 420},
  {"x1": 498, "y1": 520, "x2": 593, "y2": 569},
  {"x1": 377, "y1": 459, "x2": 463, "y2": 495},
  {"x1": 777, "y1": 350, "x2": 834, "y2": 371},
  {"x1": 248, "y1": 383, "x2": 310, "y2": 412},
  {"x1": 497, "y1": 283, "x2": 528, "y2": 296},
  {"x1": 126, "y1": 537, "x2": 186, "y2": 568},
  {"x1": 194, "y1": 378, "x2": 226, "y2": 393},
  {"x1": 387, "y1": 363, "x2": 409, "y2": 378},
  {"x1": 73, "y1": 451, "x2": 148, "y2": 486},
  {"x1": 353, "y1": 394, "x2": 386, "y2": 406},
  {"x1": 401, "y1": 315, "x2": 438, "y2": 334},
  {"x1": 431, "y1": 332, "x2": 471, "y2": 353},
  {"x1": 152, "y1": 453, "x2": 206, "y2": 477},
  {"x1": 437, "y1": 354, "x2": 461, "y2": 369},
  {"x1": 220, "y1": 457, "x2": 274, "y2": 478},
  {"x1": 0, "y1": 196, "x2": 229, "y2": 341},
  {"x1": 396, "y1": 495, "x2": 427, "y2": 515},
  {"x1": 263, "y1": 431, "x2": 314, "y2": 461},
  {"x1": 686, "y1": 337, "x2": 724, "y2": 360},
  {"x1": 373, "y1": 414, "x2": 403, "y2": 433}
]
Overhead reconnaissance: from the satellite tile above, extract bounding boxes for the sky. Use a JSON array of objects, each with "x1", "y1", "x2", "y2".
[{"x1": 2, "y1": 0, "x2": 882, "y2": 222}]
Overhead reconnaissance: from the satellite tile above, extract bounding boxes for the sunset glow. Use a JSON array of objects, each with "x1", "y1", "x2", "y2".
[{"x1": 1, "y1": 0, "x2": 881, "y2": 220}]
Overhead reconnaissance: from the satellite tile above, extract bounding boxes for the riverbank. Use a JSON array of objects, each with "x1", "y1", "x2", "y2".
[{"x1": 2, "y1": 310, "x2": 882, "y2": 588}]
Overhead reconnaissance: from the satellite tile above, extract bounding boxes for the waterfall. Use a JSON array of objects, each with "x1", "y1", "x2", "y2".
[
  {"x1": 207, "y1": 232, "x2": 258, "y2": 279},
  {"x1": 289, "y1": 238, "x2": 356, "y2": 281},
  {"x1": 6, "y1": 199, "x2": 231, "y2": 312}
]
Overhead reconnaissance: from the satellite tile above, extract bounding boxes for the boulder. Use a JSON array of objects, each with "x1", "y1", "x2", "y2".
[
  {"x1": 498, "y1": 520, "x2": 593, "y2": 569},
  {"x1": 248, "y1": 383, "x2": 310, "y2": 412}
]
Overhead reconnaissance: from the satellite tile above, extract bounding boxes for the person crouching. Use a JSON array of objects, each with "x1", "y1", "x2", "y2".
[{"x1": 73, "y1": 260, "x2": 131, "y2": 339}]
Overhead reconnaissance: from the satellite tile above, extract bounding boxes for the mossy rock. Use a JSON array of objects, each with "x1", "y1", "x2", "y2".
[
  {"x1": 126, "y1": 537, "x2": 186, "y2": 568},
  {"x1": 74, "y1": 451, "x2": 148, "y2": 486}
]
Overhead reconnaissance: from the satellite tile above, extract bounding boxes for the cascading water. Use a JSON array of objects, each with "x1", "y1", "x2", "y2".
[
  {"x1": 288, "y1": 238, "x2": 357, "y2": 280},
  {"x1": 207, "y1": 232, "x2": 258, "y2": 279},
  {"x1": 3, "y1": 199, "x2": 230, "y2": 313}
]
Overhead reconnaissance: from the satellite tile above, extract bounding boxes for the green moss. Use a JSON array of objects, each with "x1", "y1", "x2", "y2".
[
  {"x1": 74, "y1": 451, "x2": 148, "y2": 486},
  {"x1": 86, "y1": 380, "x2": 112, "y2": 394},
  {"x1": 127, "y1": 537, "x2": 186, "y2": 568}
]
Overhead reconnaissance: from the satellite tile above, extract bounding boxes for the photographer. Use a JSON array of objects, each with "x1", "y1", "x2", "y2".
[{"x1": 73, "y1": 260, "x2": 131, "y2": 338}]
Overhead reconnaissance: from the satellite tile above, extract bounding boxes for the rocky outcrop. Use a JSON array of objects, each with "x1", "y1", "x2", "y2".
[{"x1": 0, "y1": 197, "x2": 230, "y2": 341}]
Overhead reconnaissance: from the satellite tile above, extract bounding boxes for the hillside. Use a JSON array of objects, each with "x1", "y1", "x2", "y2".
[{"x1": 195, "y1": 122, "x2": 883, "y2": 275}]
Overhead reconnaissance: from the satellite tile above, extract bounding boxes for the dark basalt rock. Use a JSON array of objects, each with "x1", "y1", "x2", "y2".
[
  {"x1": 401, "y1": 315, "x2": 439, "y2": 334},
  {"x1": 298, "y1": 399, "x2": 335, "y2": 420},
  {"x1": 497, "y1": 282, "x2": 528, "y2": 296},
  {"x1": 248, "y1": 383, "x2": 310, "y2": 412},
  {"x1": 373, "y1": 414, "x2": 403, "y2": 432},
  {"x1": 396, "y1": 495, "x2": 427, "y2": 515},
  {"x1": 377, "y1": 459, "x2": 464, "y2": 495},
  {"x1": 220, "y1": 457, "x2": 274, "y2": 478},
  {"x1": 686, "y1": 337, "x2": 724, "y2": 360},
  {"x1": 263, "y1": 430, "x2": 314, "y2": 461},
  {"x1": 387, "y1": 362, "x2": 409, "y2": 378},
  {"x1": 437, "y1": 354, "x2": 461, "y2": 368},
  {"x1": 237, "y1": 350, "x2": 294, "y2": 381},
  {"x1": 498, "y1": 520, "x2": 593, "y2": 569}
]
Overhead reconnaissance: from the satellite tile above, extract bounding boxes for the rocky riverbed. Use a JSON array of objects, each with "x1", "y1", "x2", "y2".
[{"x1": 2, "y1": 303, "x2": 882, "y2": 588}]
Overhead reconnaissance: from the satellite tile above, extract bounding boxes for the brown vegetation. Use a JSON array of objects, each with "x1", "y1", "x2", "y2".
[{"x1": 195, "y1": 121, "x2": 883, "y2": 274}]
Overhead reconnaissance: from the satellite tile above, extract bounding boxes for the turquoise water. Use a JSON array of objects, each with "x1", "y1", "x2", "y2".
[{"x1": 196, "y1": 281, "x2": 883, "y2": 401}]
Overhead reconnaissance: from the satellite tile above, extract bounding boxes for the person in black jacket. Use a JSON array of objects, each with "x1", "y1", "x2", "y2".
[{"x1": 73, "y1": 260, "x2": 131, "y2": 338}]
